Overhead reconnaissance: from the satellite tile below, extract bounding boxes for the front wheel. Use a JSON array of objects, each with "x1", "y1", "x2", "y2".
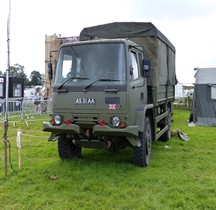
[
  {"x1": 133, "y1": 116, "x2": 152, "y2": 167},
  {"x1": 58, "y1": 134, "x2": 81, "y2": 159}
]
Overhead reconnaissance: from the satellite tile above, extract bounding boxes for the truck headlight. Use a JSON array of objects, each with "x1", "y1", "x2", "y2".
[
  {"x1": 54, "y1": 115, "x2": 62, "y2": 125},
  {"x1": 112, "y1": 116, "x2": 120, "y2": 127}
]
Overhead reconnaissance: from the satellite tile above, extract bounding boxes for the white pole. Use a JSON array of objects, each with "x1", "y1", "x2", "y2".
[{"x1": 16, "y1": 128, "x2": 22, "y2": 170}]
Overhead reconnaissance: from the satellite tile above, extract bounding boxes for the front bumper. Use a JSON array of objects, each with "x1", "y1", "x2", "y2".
[{"x1": 43, "y1": 122, "x2": 138, "y2": 137}]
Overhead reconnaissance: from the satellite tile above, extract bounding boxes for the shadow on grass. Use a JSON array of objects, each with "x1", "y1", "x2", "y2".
[{"x1": 61, "y1": 147, "x2": 135, "y2": 168}]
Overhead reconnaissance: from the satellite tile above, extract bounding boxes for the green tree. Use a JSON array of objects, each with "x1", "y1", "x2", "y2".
[
  {"x1": 2, "y1": 63, "x2": 29, "y2": 86},
  {"x1": 30, "y1": 70, "x2": 43, "y2": 86},
  {"x1": 41, "y1": 73, "x2": 45, "y2": 84},
  {"x1": 4, "y1": 64, "x2": 27, "y2": 78}
]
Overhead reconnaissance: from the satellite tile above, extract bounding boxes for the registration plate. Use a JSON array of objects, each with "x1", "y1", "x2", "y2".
[{"x1": 75, "y1": 98, "x2": 95, "y2": 104}]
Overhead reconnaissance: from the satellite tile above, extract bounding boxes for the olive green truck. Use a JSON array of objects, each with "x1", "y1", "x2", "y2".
[{"x1": 43, "y1": 22, "x2": 176, "y2": 167}]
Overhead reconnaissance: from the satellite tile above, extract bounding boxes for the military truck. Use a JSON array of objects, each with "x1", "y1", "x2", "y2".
[{"x1": 43, "y1": 22, "x2": 176, "y2": 167}]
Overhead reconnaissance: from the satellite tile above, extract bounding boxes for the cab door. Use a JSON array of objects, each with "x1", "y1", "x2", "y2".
[{"x1": 129, "y1": 50, "x2": 147, "y2": 123}]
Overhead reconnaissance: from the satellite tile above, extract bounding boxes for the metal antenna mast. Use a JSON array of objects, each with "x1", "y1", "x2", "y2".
[{"x1": 3, "y1": 0, "x2": 11, "y2": 177}]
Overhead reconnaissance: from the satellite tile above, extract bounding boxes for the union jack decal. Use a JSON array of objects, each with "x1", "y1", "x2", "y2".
[{"x1": 109, "y1": 104, "x2": 116, "y2": 110}]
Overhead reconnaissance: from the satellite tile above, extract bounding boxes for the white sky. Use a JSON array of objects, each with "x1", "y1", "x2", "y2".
[{"x1": 0, "y1": 0, "x2": 216, "y2": 83}]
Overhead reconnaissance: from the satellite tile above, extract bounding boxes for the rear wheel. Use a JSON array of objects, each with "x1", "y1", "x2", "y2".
[
  {"x1": 133, "y1": 116, "x2": 152, "y2": 167},
  {"x1": 58, "y1": 134, "x2": 81, "y2": 159}
]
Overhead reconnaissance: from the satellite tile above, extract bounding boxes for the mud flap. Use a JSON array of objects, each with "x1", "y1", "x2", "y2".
[{"x1": 48, "y1": 133, "x2": 60, "y2": 141}]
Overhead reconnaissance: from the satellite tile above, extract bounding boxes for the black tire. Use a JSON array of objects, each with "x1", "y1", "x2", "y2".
[
  {"x1": 58, "y1": 134, "x2": 81, "y2": 159},
  {"x1": 133, "y1": 116, "x2": 152, "y2": 167},
  {"x1": 159, "y1": 107, "x2": 171, "y2": 142}
]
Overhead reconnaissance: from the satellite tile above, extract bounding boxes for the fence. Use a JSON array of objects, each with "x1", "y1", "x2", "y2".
[
  {"x1": 0, "y1": 99, "x2": 22, "y2": 120},
  {"x1": 21, "y1": 98, "x2": 52, "y2": 119},
  {"x1": 0, "y1": 98, "x2": 52, "y2": 122},
  {"x1": 173, "y1": 96, "x2": 193, "y2": 111}
]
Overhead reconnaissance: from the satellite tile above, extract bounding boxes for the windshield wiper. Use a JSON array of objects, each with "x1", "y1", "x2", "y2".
[
  {"x1": 58, "y1": 76, "x2": 89, "y2": 90},
  {"x1": 83, "y1": 79, "x2": 120, "y2": 92}
]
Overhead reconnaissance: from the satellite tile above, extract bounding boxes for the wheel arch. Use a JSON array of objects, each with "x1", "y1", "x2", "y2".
[{"x1": 135, "y1": 104, "x2": 154, "y2": 133}]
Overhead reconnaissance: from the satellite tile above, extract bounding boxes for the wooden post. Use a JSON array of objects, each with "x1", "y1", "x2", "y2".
[
  {"x1": 18, "y1": 146, "x2": 21, "y2": 170},
  {"x1": 3, "y1": 121, "x2": 8, "y2": 177},
  {"x1": 16, "y1": 128, "x2": 22, "y2": 170}
]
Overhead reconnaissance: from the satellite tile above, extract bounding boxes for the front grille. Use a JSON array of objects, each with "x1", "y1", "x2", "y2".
[{"x1": 73, "y1": 115, "x2": 98, "y2": 124}]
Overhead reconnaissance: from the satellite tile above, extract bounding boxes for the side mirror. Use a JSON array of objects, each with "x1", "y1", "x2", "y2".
[
  {"x1": 48, "y1": 62, "x2": 53, "y2": 80},
  {"x1": 143, "y1": 58, "x2": 151, "y2": 78}
]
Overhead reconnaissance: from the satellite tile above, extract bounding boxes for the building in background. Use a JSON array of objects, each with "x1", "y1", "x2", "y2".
[
  {"x1": 0, "y1": 76, "x2": 24, "y2": 113},
  {"x1": 45, "y1": 34, "x2": 79, "y2": 96},
  {"x1": 0, "y1": 76, "x2": 24, "y2": 99}
]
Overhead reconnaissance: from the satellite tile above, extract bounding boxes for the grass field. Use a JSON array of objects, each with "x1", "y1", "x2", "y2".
[{"x1": 0, "y1": 109, "x2": 215, "y2": 209}]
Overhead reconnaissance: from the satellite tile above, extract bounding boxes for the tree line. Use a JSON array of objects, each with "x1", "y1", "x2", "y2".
[{"x1": 0, "y1": 63, "x2": 44, "y2": 86}]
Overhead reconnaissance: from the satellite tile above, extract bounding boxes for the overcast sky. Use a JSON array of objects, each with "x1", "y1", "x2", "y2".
[{"x1": 1, "y1": 0, "x2": 216, "y2": 83}]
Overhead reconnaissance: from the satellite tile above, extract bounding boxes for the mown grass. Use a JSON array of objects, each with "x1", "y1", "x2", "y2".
[{"x1": 0, "y1": 110, "x2": 215, "y2": 209}]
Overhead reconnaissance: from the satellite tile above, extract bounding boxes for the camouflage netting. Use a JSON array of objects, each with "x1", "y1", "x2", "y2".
[{"x1": 80, "y1": 22, "x2": 176, "y2": 87}]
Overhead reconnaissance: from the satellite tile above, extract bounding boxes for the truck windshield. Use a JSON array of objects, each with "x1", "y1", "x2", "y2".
[{"x1": 54, "y1": 42, "x2": 126, "y2": 87}]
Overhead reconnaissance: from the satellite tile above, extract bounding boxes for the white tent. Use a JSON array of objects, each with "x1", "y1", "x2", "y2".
[
  {"x1": 175, "y1": 83, "x2": 184, "y2": 99},
  {"x1": 189, "y1": 68, "x2": 216, "y2": 126}
]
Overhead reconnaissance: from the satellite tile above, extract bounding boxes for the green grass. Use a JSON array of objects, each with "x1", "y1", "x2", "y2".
[{"x1": 0, "y1": 110, "x2": 216, "y2": 209}]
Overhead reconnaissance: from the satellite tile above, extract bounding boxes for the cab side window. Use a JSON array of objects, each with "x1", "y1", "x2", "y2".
[
  {"x1": 138, "y1": 53, "x2": 143, "y2": 77},
  {"x1": 130, "y1": 52, "x2": 139, "y2": 80}
]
